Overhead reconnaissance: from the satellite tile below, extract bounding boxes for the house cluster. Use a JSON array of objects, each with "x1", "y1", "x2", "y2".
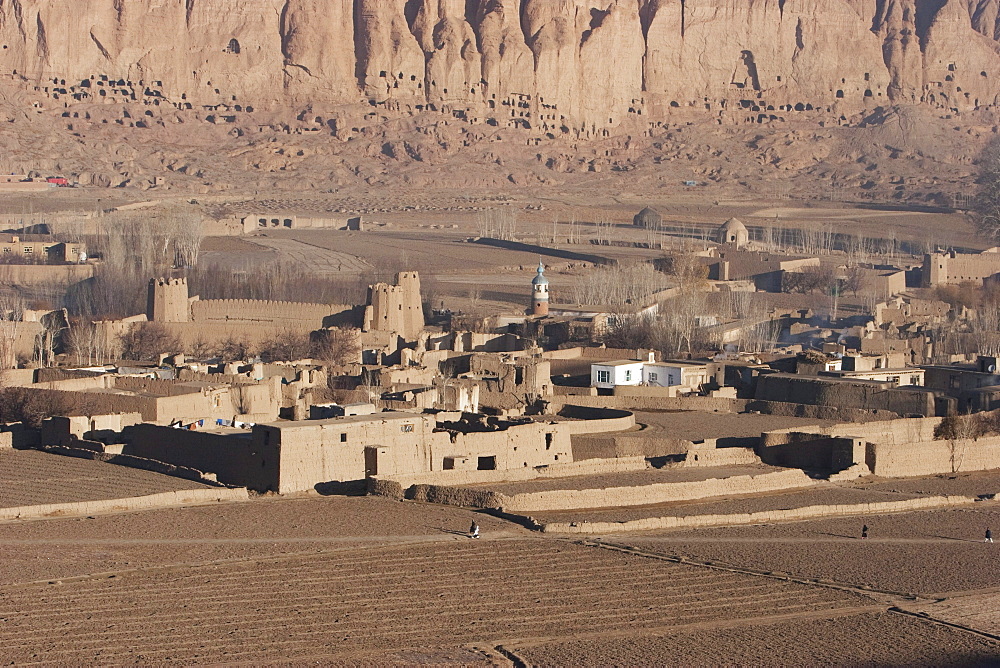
[{"x1": 10, "y1": 213, "x2": 1000, "y2": 498}]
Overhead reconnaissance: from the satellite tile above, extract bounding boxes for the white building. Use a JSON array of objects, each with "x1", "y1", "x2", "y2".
[
  {"x1": 643, "y1": 362, "x2": 711, "y2": 390},
  {"x1": 591, "y1": 360, "x2": 645, "y2": 390}
]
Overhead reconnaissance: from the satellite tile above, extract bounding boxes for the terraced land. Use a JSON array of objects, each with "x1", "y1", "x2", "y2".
[
  {"x1": 0, "y1": 539, "x2": 872, "y2": 665},
  {"x1": 0, "y1": 450, "x2": 213, "y2": 508}
]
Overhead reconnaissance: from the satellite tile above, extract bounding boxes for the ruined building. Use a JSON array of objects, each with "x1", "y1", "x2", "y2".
[{"x1": 362, "y1": 272, "x2": 424, "y2": 340}]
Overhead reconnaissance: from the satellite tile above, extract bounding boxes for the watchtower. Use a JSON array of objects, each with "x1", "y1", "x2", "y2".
[{"x1": 147, "y1": 277, "x2": 189, "y2": 322}]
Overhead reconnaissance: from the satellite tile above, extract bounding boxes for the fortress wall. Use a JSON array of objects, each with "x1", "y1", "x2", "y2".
[
  {"x1": 191, "y1": 299, "x2": 344, "y2": 325},
  {"x1": 0, "y1": 487, "x2": 249, "y2": 522},
  {"x1": 540, "y1": 496, "x2": 984, "y2": 534},
  {"x1": 501, "y1": 468, "x2": 816, "y2": 513}
]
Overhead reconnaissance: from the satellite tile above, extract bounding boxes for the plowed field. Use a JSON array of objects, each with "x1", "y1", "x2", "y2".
[
  {"x1": 0, "y1": 450, "x2": 213, "y2": 508},
  {"x1": 0, "y1": 539, "x2": 870, "y2": 665}
]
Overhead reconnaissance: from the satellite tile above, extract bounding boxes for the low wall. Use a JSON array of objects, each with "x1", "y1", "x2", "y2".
[
  {"x1": 501, "y1": 468, "x2": 815, "y2": 512},
  {"x1": 550, "y1": 396, "x2": 748, "y2": 413},
  {"x1": 540, "y1": 495, "x2": 983, "y2": 534},
  {"x1": 556, "y1": 405, "x2": 635, "y2": 434},
  {"x1": 0, "y1": 487, "x2": 249, "y2": 522},
  {"x1": 380, "y1": 456, "x2": 650, "y2": 488},
  {"x1": 0, "y1": 263, "x2": 93, "y2": 287},
  {"x1": 748, "y1": 400, "x2": 898, "y2": 422},
  {"x1": 873, "y1": 436, "x2": 1000, "y2": 477},
  {"x1": 571, "y1": 434, "x2": 692, "y2": 460},
  {"x1": 685, "y1": 445, "x2": 760, "y2": 467}
]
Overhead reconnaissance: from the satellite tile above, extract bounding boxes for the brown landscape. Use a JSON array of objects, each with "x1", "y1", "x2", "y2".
[{"x1": 4, "y1": 1, "x2": 1000, "y2": 666}]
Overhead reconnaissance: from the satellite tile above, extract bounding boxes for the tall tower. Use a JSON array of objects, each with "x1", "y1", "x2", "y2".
[
  {"x1": 147, "y1": 277, "x2": 189, "y2": 323},
  {"x1": 531, "y1": 260, "x2": 549, "y2": 316}
]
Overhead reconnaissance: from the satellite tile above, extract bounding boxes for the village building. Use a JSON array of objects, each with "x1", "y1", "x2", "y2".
[
  {"x1": 0, "y1": 234, "x2": 86, "y2": 263},
  {"x1": 590, "y1": 359, "x2": 646, "y2": 390},
  {"x1": 120, "y1": 409, "x2": 578, "y2": 493},
  {"x1": 715, "y1": 217, "x2": 749, "y2": 248},
  {"x1": 922, "y1": 248, "x2": 1000, "y2": 286}
]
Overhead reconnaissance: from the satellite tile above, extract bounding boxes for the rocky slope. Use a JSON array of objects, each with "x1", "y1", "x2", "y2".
[{"x1": 0, "y1": 0, "x2": 998, "y2": 131}]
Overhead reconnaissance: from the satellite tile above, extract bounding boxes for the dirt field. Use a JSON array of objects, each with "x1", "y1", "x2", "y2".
[
  {"x1": 623, "y1": 503, "x2": 1000, "y2": 596},
  {"x1": 0, "y1": 450, "x2": 213, "y2": 508},
  {"x1": 0, "y1": 527, "x2": 868, "y2": 664},
  {"x1": 514, "y1": 611, "x2": 1000, "y2": 667},
  {"x1": 2, "y1": 487, "x2": 1000, "y2": 664}
]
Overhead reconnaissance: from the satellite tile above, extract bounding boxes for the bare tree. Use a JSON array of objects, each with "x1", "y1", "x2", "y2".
[
  {"x1": 0, "y1": 291, "x2": 24, "y2": 369},
  {"x1": 974, "y1": 136, "x2": 1000, "y2": 241},
  {"x1": 119, "y1": 322, "x2": 181, "y2": 362},
  {"x1": 311, "y1": 327, "x2": 361, "y2": 366}
]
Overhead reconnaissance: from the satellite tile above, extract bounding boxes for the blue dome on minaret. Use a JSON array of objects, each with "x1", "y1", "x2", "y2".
[
  {"x1": 531, "y1": 259, "x2": 549, "y2": 316},
  {"x1": 532, "y1": 259, "x2": 549, "y2": 286}
]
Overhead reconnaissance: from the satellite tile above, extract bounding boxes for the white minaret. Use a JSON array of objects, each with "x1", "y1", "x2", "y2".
[{"x1": 531, "y1": 259, "x2": 549, "y2": 316}]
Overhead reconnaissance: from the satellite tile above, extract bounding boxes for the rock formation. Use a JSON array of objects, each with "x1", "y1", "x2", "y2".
[{"x1": 0, "y1": 0, "x2": 996, "y2": 133}]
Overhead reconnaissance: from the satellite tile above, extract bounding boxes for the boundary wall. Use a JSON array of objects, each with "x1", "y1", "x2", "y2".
[
  {"x1": 500, "y1": 468, "x2": 815, "y2": 512},
  {"x1": 0, "y1": 487, "x2": 249, "y2": 522},
  {"x1": 550, "y1": 396, "x2": 748, "y2": 413},
  {"x1": 539, "y1": 495, "x2": 985, "y2": 533},
  {"x1": 381, "y1": 468, "x2": 816, "y2": 511},
  {"x1": 380, "y1": 455, "x2": 650, "y2": 488}
]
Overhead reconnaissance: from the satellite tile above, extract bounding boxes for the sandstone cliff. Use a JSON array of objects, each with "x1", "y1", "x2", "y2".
[{"x1": 0, "y1": 0, "x2": 997, "y2": 131}]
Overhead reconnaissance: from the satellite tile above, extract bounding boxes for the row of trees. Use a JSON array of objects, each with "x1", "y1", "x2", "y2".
[{"x1": 67, "y1": 321, "x2": 361, "y2": 366}]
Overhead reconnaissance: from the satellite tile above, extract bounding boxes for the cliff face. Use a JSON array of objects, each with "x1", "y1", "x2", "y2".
[{"x1": 0, "y1": 0, "x2": 998, "y2": 129}]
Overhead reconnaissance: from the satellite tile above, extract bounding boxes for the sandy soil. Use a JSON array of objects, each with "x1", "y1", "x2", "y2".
[
  {"x1": 0, "y1": 450, "x2": 212, "y2": 508},
  {"x1": 477, "y1": 463, "x2": 782, "y2": 496}
]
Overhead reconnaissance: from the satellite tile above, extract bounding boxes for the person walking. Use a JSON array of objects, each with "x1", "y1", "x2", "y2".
[
  {"x1": 470, "y1": 521, "x2": 480, "y2": 539},
  {"x1": 987, "y1": 528, "x2": 993, "y2": 544},
  {"x1": 861, "y1": 524, "x2": 868, "y2": 539}
]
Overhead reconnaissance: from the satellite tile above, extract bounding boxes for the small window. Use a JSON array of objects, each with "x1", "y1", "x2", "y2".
[
  {"x1": 545, "y1": 433, "x2": 552, "y2": 450},
  {"x1": 2, "y1": 247, "x2": 9, "y2": 253},
  {"x1": 624, "y1": 370, "x2": 632, "y2": 382},
  {"x1": 648, "y1": 372, "x2": 658, "y2": 382},
  {"x1": 477, "y1": 456, "x2": 496, "y2": 470},
  {"x1": 597, "y1": 370, "x2": 610, "y2": 384},
  {"x1": 22, "y1": 246, "x2": 32, "y2": 254},
  {"x1": 401, "y1": 424, "x2": 414, "y2": 433},
  {"x1": 340, "y1": 433, "x2": 347, "y2": 442}
]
